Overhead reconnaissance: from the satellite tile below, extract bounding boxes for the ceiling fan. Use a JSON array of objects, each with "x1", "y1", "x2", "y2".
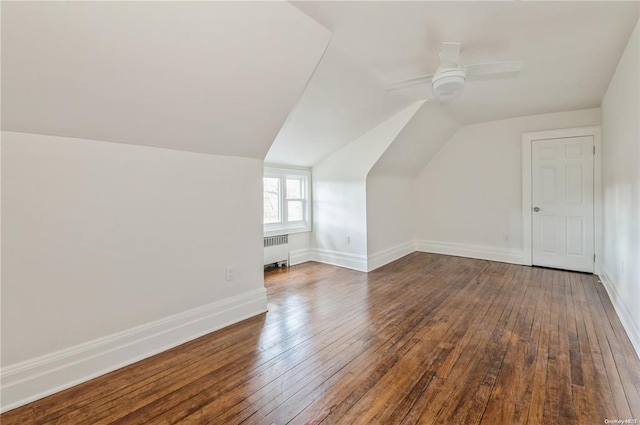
[{"x1": 386, "y1": 42, "x2": 523, "y2": 102}]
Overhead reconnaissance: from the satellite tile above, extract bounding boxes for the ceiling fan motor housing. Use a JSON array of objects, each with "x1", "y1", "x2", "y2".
[{"x1": 431, "y1": 67, "x2": 466, "y2": 98}]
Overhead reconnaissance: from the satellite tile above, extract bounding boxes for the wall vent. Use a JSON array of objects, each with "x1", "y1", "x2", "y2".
[{"x1": 264, "y1": 235, "x2": 289, "y2": 267}]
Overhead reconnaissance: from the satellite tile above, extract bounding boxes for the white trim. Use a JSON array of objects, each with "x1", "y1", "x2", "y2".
[
  {"x1": 598, "y1": 267, "x2": 640, "y2": 359},
  {"x1": 263, "y1": 166, "x2": 311, "y2": 177},
  {"x1": 289, "y1": 248, "x2": 312, "y2": 266},
  {"x1": 522, "y1": 134, "x2": 533, "y2": 266},
  {"x1": 593, "y1": 128, "x2": 602, "y2": 275},
  {"x1": 310, "y1": 248, "x2": 368, "y2": 272},
  {"x1": 367, "y1": 241, "x2": 416, "y2": 271},
  {"x1": 0, "y1": 288, "x2": 268, "y2": 413},
  {"x1": 521, "y1": 126, "x2": 601, "y2": 271},
  {"x1": 264, "y1": 226, "x2": 310, "y2": 238},
  {"x1": 415, "y1": 240, "x2": 525, "y2": 265},
  {"x1": 263, "y1": 163, "x2": 311, "y2": 172}
]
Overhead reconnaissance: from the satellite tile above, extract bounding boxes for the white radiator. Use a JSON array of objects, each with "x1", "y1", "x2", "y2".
[{"x1": 264, "y1": 235, "x2": 289, "y2": 267}]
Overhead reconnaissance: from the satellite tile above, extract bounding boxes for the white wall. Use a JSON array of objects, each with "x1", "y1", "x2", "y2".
[
  {"x1": 288, "y1": 232, "x2": 311, "y2": 253},
  {"x1": 312, "y1": 179, "x2": 367, "y2": 267},
  {"x1": 364, "y1": 102, "x2": 459, "y2": 269},
  {"x1": 1, "y1": 132, "x2": 267, "y2": 409},
  {"x1": 311, "y1": 101, "x2": 424, "y2": 271},
  {"x1": 287, "y1": 232, "x2": 312, "y2": 266},
  {"x1": 600, "y1": 19, "x2": 640, "y2": 357},
  {"x1": 414, "y1": 108, "x2": 601, "y2": 262},
  {"x1": 365, "y1": 174, "x2": 415, "y2": 269}
]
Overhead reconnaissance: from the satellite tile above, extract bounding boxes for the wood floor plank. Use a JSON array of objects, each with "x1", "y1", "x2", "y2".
[
  {"x1": 554, "y1": 270, "x2": 577, "y2": 422},
  {"x1": 525, "y1": 268, "x2": 552, "y2": 425},
  {"x1": 463, "y1": 265, "x2": 530, "y2": 425},
  {"x1": 573, "y1": 270, "x2": 608, "y2": 421},
  {"x1": 287, "y1": 258, "x2": 484, "y2": 425},
  {"x1": 542, "y1": 269, "x2": 563, "y2": 424},
  {"x1": 430, "y1": 265, "x2": 524, "y2": 424},
  {"x1": 479, "y1": 266, "x2": 548, "y2": 425},
  {"x1": 2, "y1": 253, "x2": 639, "y2": 425},
  {"x1": 405, "y1": 264, "x2": 524, "y2": 424},
  {"x1": 591, "y1": 276, "x2": 640, "y2": 417}
]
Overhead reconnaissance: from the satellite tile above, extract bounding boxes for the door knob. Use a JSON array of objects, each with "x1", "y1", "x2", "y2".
[{"x1": 533, "y1": 207, "x2": 540, "y2": 212}]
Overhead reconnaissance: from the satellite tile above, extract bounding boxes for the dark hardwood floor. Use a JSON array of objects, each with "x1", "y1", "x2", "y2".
[{"x1": 2, "y1": 253, "x2": 639, "y2": 424}]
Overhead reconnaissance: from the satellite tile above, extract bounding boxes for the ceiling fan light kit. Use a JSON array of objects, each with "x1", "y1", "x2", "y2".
[{"x1": 431, "y1": 67, "x2": 466, "y2": 100}]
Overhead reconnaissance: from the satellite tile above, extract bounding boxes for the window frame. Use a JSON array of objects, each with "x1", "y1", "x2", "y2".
[{"x1": 263, "y1": 167, "x2": 311, "y2": 236}]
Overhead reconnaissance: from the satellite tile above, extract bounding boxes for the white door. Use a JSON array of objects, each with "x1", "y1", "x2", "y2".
[{"x1": 531, "y1": 136, "x2": 594, "y2": 273}]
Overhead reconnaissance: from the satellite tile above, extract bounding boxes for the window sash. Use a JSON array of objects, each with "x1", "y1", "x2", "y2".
[
  {"x1": 287, "y1": 199, "x2": 305, "y2": 222},
  {"x1": 263, "y1": 177, "x2": 282, "y2": 224},
  {"x1": 263, "y1": 168, "x2": 311, "y2": 235}
]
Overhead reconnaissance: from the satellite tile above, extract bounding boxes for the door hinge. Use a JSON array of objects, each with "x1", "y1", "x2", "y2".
[
  {"x1": 593, "y1": 146, "x2": 596, "y2": 155},
  {"x1": 594, "y1": 254, "x2": 596, "y2": 262}
]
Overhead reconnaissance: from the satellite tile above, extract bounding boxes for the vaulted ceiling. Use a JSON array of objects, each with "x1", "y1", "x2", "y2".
[
  {"x1": 267, "y1": 1, "x2": 639, "y2": 167},
  {"x1": 2, "y1": 1, "x2": 638, "y2": 170}
]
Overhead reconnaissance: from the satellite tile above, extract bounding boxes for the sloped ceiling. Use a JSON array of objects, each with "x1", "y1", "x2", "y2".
[
  {"x1": 265, "y1": 44, "x2": 410, "y2": 167},
  {"x1": 369, "y1": 102, "x2": 459, "y2": 177},
  {"x1": 3, "y1": 2, "x2": 638, "y2": 168},
  {"x1": 266, "y1": 1, "x2": 639, "y2": 168},
  {"x1": 1, "y1": 1, "x2": 330, "y2": 159}
]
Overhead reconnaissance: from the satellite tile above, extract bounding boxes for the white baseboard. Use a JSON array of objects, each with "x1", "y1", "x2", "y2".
[
  {"x1": 310, "y1": 240, "x2": 523, "y2": 272},
  {"x1": 415, "y1": 239, "x2": 524, "y2": 265},
  {"x1": 0, "y1": 288, "x2": 268, "y2": 413},
  {"x1": 311, "y1": 248, "x2": 368, "y2": 272},
  {"x1": 367, "y1": 241, "x2": 416, "y2": 271},
  {"x1": 289, "y1": 248, "x2": 312, "y2": 266},
  {"x1": 598, "y1": 267, "x2": 640, "y2": 360}
]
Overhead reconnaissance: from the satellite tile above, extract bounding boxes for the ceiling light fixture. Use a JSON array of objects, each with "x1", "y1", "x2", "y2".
[{"x1": 431, "y1": 66, "x2": 466, "y2": 100}]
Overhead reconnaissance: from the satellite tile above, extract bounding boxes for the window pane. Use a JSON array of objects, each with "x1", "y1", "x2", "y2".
[
  {"x1": 288, "y1": 200, "x2": 304, "y2": 222},
  {"x1": 263, "y1": 177, "x2": 280, "y2": 224},
  {"x1": 286, "y1": 178, "x2": 302, "y2": 199}
]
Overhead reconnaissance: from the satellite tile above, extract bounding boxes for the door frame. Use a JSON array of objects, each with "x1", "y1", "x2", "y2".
[{"x1": 521, "y1": 126, "x2": 602, "y2": 273}]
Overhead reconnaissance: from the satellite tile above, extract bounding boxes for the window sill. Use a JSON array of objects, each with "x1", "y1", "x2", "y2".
[{"x1": 263, "y1": 226, "x2": 311, "y2": 237}]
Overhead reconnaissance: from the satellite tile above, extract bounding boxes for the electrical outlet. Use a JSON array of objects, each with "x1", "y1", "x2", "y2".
[
  {"x1": 345, "y1": 235, "x2": 350, "y2": 245},
  {"x1": 225, "y1": 266, "x2": 234, "y2": 282}
]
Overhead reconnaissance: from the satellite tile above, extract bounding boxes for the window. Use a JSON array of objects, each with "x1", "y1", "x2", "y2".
[{"x1": 263, "y1": 167, "x2": 311, "y2": 235}]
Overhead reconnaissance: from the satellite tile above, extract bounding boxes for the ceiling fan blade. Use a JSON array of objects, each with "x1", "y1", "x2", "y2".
[
  {"x1": 465, "y1": 60, "x2": 523, "y2": 78},
  {"x1": 385, "y1": 74, "x2": 434, "y2": 91},
  {"x1": 439, "y1": 42, "x2": 460, "y2": 66}
]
